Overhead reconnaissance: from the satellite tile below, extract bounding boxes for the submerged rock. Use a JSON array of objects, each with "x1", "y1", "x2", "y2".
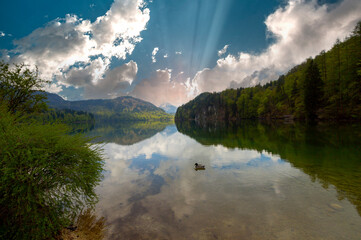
[{"x1": 329, "y1": 203, "x2": 343, "y2": 210}]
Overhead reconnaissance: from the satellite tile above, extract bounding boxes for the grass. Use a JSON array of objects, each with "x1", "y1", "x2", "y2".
[{"x1": 57, "y1": 209, "x2": 107, "y2": 240}]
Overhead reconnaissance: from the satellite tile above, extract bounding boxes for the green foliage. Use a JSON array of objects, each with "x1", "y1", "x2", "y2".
[
  {"x1": 176, "y1": 22, "x2": 361, "y2": 121},
  {"x1": 0, "y1": 62, "x2": 104, "y2": 239},
  {"x1": 0, "y1": 106, "x2": 104, "y2": 240},
  {"x1": 304, "y1": 59, "x2": 323, "y2": 121},
  {"x1": 34, "y1": 108, "x2": 95, "y2": 124},
  {"x1": 46, "y1": 92, "x2": 173, "y2": 120},
  {"x1": 0, "y1": 61, "x2": 49, "y2": 114},
  {"x1": 45, "y1": 92, "x2": 174, "y2": 122}
]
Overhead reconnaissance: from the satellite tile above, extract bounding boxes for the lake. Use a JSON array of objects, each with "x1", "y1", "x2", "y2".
[{"x1": 89, "y1": 121, "x2": 361, "y2": 239}]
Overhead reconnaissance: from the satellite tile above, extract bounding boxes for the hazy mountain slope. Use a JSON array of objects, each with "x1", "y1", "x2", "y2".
[
  {"x1": 45, "y1": 93, "x2": 173, "y2": 121},
  {"x1": 159, "y1": 103, "x2": 177, "y2": 114},
  {"x1": 46, "y1": 93, "x2": 165, "y2": 114}
]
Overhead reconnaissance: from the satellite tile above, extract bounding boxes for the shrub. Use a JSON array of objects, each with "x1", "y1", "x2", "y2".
[
  {"x1": 0, "y1": 106, "x2": 104, "y2": 239},
  {"x1": 0, "y1": 61, "x2": 48, "y2": 114}
]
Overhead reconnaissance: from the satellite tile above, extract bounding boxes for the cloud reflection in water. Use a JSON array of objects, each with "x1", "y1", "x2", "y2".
[{"x1": 96, "y1": 125, "x2": 361, "y2": 240}]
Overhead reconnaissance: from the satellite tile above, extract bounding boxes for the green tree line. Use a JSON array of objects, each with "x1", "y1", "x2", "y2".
[
  {"x1": 36, "y1": 108, "x2": 95, "y2": 124},
  {"x1": 176, "y1": 22, "x2": 361, "y2": 122}
]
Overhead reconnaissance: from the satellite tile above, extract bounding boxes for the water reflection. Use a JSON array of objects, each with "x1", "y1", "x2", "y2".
[
  {"x1": 86, "y1": 121, "x2": 170, "y2": 145},
  {"x1": 94, "y1": 122, "x2": 361, "y2": 239},
  {"x1": 177, "y1": 120, "x2": 361, "y2": 216}
]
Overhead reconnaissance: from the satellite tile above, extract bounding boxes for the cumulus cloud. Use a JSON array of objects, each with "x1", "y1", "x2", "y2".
[
  {"x1": 131, "y1": 69, "x2": 190, "y2": 106},
  {"x1": 43, "y1": 83, "x2": 63, "y2": 94},
  {"x1": 175, "y1": 51, "x2": 182, "y2": 55},
  {"x1": 6, "y1": 0, "x2": 150, "y2": 97},
  {"x1": 84, "y1": 61, "x2": 137, "y2": 99},
  {"x1": 193, "y1": 0, "x2": 361, "y2": 93},
  {"x1": 217, "y1": 44, "x2": 229, "y2": 57},
  {"x1": 62, "y1": 59, "x2": 138, "y2": 99},
  {"x1": 229, "y1": 67, "x2": 280, "y2": 89},
  {"x1": 0, "y1": 31, "x2": 5, "y2": 37},
  {"x1": 151, "y1": 47, "x2": 159, "y2": 63}
]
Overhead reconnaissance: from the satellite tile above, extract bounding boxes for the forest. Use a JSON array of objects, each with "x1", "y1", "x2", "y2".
[
  {"x1": 35, "y1": 108, "x2": 95, "y2": 124},
  {"x1": 45, "y1": 92, "x2": 173, "y2": 123},
  {"x1": 176, "y1": 22, "x2": 361, "y2": 122}
]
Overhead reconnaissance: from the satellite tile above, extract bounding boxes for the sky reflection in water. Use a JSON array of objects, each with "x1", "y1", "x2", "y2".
[{"x1": 95, "y1": 125, "x2": 361, "y2": 240}]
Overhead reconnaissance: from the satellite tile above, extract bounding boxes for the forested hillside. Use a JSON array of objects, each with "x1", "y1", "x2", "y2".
[
  {"x1": 176, "y1": 22, "x2": 361, "y2": 122},
  {"x1": 46, "y1": 93, "x2": 173, "y2": 122},
  {"x1": 34, "y1": 108, "x2": 95, "y2": 124}
]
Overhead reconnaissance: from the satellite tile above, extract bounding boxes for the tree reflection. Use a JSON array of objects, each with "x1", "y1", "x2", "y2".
[{"x1": 176, "y1": 120, "x2": 361, "y2": 215}]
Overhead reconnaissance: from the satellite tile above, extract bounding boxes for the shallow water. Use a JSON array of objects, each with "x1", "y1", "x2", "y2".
[{"x1": 92, "y1": 121, "x2": 361, "y2": 239}]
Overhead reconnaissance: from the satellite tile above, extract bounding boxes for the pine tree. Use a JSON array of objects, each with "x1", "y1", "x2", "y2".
[{"x1": 304, "y1": 59, "x2": 323, "y2": 121}]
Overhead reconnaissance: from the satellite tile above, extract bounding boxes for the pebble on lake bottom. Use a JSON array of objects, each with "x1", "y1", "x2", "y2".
[{"x1": 329, "y1": 203, "x2": 343, "y2": 210}]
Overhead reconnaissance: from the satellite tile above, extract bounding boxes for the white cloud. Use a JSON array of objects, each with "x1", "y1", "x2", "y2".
[
  {"x1": 43, "y1": 83, "x2": 63, "y2": 94},
  {"x1": 193, "y1": 0, "x2": 361, "y2": 93},
  {"x1": 6, "y1": 0, "x2": 150, "y2": 98},
  {"x1": 217, "y1": 44, "x2": 229, "y2": 57},
  {"x1": 163, "y1": 54, "x2": 168, "y2": 58},
  {"x1": 0, "y1": 31, "x2": 5, "y2": 37},
  {"x1": 101, "y1": 130, "x2": 273, "y2": 172},
  {"x1": 84, "y1": 60, "x2": 137, "y2": 99},
  {"x1": 131, "y1": 69, "x2": 190, "y2": 106},
  {"x1": 151, "y1": 47, "x2": 159, "y2": 63},
  {"x1": 175, "y1": 51, "x2": 182, "y2": 55},
  {"x1": 62, "y1": 59, "x2": 138, "y2": 99}
]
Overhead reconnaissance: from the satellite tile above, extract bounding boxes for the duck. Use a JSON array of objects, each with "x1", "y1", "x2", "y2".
[{"x1": 194, "y1": 163, "x2": 205, "y2": 170}]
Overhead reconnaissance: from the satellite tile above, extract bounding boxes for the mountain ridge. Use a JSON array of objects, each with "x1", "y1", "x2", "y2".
[
  {"x1": 159, "y1": 103, "x2": 177, "y2": 114},
  {"x1": 46, "y1": 92, "x2": 165, "y2": 114},
  {"x1": 45, "y1": 92, "x2": 173, "y2": 121}
]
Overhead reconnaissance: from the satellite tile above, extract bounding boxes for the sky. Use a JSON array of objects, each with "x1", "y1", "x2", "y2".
[{"x1": 0, "y1": 0, "x2": 360, "y2": 106}]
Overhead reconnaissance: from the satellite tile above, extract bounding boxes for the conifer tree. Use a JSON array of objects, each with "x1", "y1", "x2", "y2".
[{"x1": 303, "y1": 60, "x2": 323, "y2": 121}]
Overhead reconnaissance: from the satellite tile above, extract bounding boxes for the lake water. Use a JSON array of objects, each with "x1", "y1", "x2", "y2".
[{"x1": 89, "y1": 121, "x2": 361, "y2": 239}]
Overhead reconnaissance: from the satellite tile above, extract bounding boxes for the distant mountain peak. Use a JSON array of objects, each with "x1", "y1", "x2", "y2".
[{"x1": 159, "y1": 103, "x2": 177, "y2": 114}]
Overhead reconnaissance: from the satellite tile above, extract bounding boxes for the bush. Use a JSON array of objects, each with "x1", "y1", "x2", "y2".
[
  {"x1": 0, "y1": 61, "x2": 48, "y2": 114},
  {"x1": 0, "y1": 106, "x2": 104, "y2": 239}
]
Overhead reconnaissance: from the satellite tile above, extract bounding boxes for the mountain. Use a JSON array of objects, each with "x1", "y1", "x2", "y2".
[
  {"x1": 176, "y1": 22, "x2": 361, "y2": 122},
  {"x1": 45, "y1": 93, "x2": 173, "y2": 121},
  {"x1": 45, "y1": 92, "x2": 67, "y2": 105},
  {"x1": 159, "y1": 103, "x2": 177, "y2": 114}
]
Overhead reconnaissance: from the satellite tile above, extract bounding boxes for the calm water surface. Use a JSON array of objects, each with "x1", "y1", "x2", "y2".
[{"x1": 90, "y1": 121, "x2": 361, "y2": 239}]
